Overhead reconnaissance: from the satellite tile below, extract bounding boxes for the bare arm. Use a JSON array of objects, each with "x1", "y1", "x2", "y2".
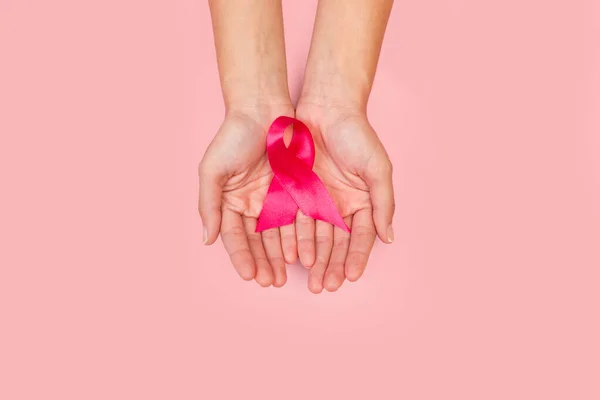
[
  {"x1": 296, "y1": 0, "x2": 395, "y2": 291},
  {"x1": 200, "y1": 1, "x2": 295, "y2": 287},
  {"x1": 300, "y1": 0, "x2": 394, "y2": 109},
  {"x1": 209, "y1": 0, "x2": 291, "y2": 110}
]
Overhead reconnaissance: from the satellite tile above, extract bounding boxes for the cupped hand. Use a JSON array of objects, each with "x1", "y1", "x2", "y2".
[
  {"x1": 295, "y1": 102, "x2": 395, "y2": 293},
  {"x1": 198, "y1": 105, "x2": 298, "y2": 287}
]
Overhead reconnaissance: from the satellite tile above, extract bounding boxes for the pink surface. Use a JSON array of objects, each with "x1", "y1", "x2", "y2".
[{"x1": 1, "y1": 1, "x2": 599, "y2": 399}]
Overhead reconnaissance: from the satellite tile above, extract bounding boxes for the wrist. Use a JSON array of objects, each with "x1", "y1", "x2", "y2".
[
  {"x1": 221, "y1": 71, "x2": 292, "y2": 112},
  {"x1": 226, "y1": 100, "x2": 294, "y2": 128},
  {"x1": 299, "y1": 62, "x2": 372, "y2": 113},
  {"x1": 297, "y1": 69, "x2": 368, "y2": 122},
  {"x1": 295, "y1": 100, "x2": 366, "y2": 137},
  {"x1": 298, "y1": 82, "x2": 370, "y2": 116}
]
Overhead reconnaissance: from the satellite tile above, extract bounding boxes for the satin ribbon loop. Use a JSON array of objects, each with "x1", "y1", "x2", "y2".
[{"x1": 256, "y1": 116, "x2": 350, "y2": 233}]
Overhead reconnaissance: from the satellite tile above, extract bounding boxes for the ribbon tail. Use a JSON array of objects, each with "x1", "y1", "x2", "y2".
[
  {"x1": 256, "y1": 179, "x2": 298, "y2": 232},
  {"x1": 272, "y1": 160, "x2": 350, "y2": 233},
  {"x1": 294, "y1": 172, "x2": 350, "y2": 232}
]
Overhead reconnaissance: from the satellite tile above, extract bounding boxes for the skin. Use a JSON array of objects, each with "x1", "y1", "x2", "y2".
[
  {"x1": 200, "y1": 0, "x2": 395, "y2": 292},
  {"x1": 297, "y1": 0, "x2": 395, "y2": 293},
  {"x1": 200, "y1": 1, "x2": 294, "y2": 288}
]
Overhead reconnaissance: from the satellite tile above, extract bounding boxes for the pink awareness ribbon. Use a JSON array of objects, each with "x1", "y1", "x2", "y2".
[{"x1": 256, "y1": 116, "x2": 350, "y2": 233}]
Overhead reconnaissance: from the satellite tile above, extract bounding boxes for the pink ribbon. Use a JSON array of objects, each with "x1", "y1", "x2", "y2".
[{"x1": 256, "y1": 116, "x2": 350, "y2": 233}]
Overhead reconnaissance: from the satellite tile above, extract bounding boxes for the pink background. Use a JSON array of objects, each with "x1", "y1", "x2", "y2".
[{"x1": 1, "y1": 1, "x2": 600, "y2": 399}]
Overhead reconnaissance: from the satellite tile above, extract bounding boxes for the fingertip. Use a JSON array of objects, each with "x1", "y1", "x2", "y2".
[
  {"x1": 280, "y1": 224, "x2": 298, "y2": 265},
  {"x1": 369, "y1": 172, "x2": 395, "y2": 244},
  {"x1": 345, "y1": 256, "x2": 367, "y2": 282},
  {"x1": 273, "y1": 274, "x2": 287, "y2": 288},
  {"x1": 300, "y1": 253, "x2": 315, "y2": 269},
  {"x1": 239, "y1": 267, "x2": 256, "y2": 281},
  {"x1": 234, "y1": 253, "x2": 256, "y2": 281},
  {"x1": 255, "y1": 278, "x2": 273, "y2": 288},
  {"x1": 345, "y1": 269, "x2": 363, "y2": 282},
  {"x1": 204, "y1": 235, "x2": 219, "y2": 246},
  {"x1": 284, "y1": 252, "x2": 297, "y2": 265},
  {"x1": 308, "y1": 281, "x2": 323, "y2": 294},
  {"x1": 283, "y1": 238, "x2": 297, "y2": 264},
  {"x1": 323, "y1": 276, "x2": 343, "y2": 292},
  {"x1": 295, "y1": 212, "x2": 316, "y2": 268},
  {"x1": 198, "y1": 173, "x2": 223, "y2": 245},
  {"x1": 202, "y1": 227, "x2": 216, "y2": 246},
  {"x1": 230, "y1": 255, "x2": 257, "y2": 281},
  {"x1": 271, "y1": 259, "x2": 287, "y2": 288},
  {"x1": 201, "y1": 219, "x2": 221, "y2": 246},
  {"x1": 386, "y1": 224, "x2": 394, "y2": 243},
  {"x1": 374, "y1": 220, "x2": 394, "y2": 244},
  {"x1": 255, "y1": 268, "x2": 274, "y2": 287},
  {"x1": 323, "y1": 263, "x2": 345, "y2": 291}
]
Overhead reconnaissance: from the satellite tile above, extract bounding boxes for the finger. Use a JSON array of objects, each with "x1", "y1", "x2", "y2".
[
  {"x1": 345, "y1": 208, "x2": 376, "y2": 282},
  {"x1": 220, "y1": 209, "x2": 255, "y2": 281},
  {"x1": 295, "y1": 210, "x2": 316, "y2": 268},
  {"x1": 261, "y1": 228, "x2": 287, "y2": 288},
  {"x1": 365, "y1": 157, "x2": 395, "y2": 244},
  {"x1": 279, "y1": 223, "x2": 297, "y2": 265},
  {"x1": 323, "y1": 216, "x2": 352, "y2": 292},
  {"x1": 308, "y1": 221, "x2": 334, "y2": 294},
  {"x1": 243, "y1": 216, "x2": 274, "y2": 287},
  {"x1": 198, "y1": 162, "x2": 223, "y2": 245}
]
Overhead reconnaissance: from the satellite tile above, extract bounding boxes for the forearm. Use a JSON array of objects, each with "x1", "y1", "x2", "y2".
[
  {"x1": 300, "y1": 0, "x2": 394, "y2": 109},
  {"x1": 209, "y1": 0, "x2": 291, "y2": 110}
]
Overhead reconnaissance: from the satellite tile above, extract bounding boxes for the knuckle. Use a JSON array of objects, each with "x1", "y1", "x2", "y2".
[
  {"x1": 281, "y1": 233, "x2": 296, "y2": 242},
  {"x1": 352, "y1": 226, "x2": 376, "y2": 240},
  {"x1": 261, "y1": 229, "x2": 280, "y2": 240},
  {"x1": 197, "y1": 160, "x2": 204, "y2": 176},
  {"x1": 315, "y1": 253, "x2": 330, "y2": 264},
  {"x1": 197, "y1": 159, "x2": 209, "y2": 178},
  {"x1": 228, "y1": 247, "x2": 251, "y2": 260},
  {"x1": 297, "y1": 237, "x2": 315, "y2": 247},
  {"x1": 221, "y1": 226, "x2": 245, "y2": 239},
  {"x1": 385, "y1": 159, "x2": 393, "y2": 174},
  {"x1": 333, "y1": 237, "x2": 349, "y2": 247},
  {"x1": 372, "y1": 157, "x2": 392, "y2": 178},
  {"x1": 315, "y1": 235, "x2": 332, "y2": 245},
  {"x1": 267, "y1": 256, "x2": 285, "y2": 266},
  {"x1": 254, "y1": 256, "x2": 269, "y2": 264},
  {"x1": 247, "y1": 233, "x2": 262, "y2": 243},
  {"x1": 346, "y1": 250, "x2": 368, "y2": 264},
  {"x1": 327, "y1": 261, "x2": 344, "y2": 271}
]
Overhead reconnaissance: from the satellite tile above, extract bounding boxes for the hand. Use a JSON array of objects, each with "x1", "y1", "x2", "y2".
[
  {"x1": 295, "y1": 102, "x2": 395, "y2": 293},
  {"x1": 198, "y1": 104, "x2": 298, "y2": 287}
]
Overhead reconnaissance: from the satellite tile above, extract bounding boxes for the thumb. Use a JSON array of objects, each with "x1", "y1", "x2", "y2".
[
  {"x1": 365, "y1": 157, "x2": 395, "y2": 244},
  {"x1": 198, "y1": 163, "x2": 223, "y2": 246}
]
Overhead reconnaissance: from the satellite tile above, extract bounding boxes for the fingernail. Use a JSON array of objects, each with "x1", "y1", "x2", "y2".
[
  {"x1": 387, "y1": 225, "x2": 394, "y2": 243},
  {"x1": 203, "y1": 227, "x2": 208, "y2": 245}
]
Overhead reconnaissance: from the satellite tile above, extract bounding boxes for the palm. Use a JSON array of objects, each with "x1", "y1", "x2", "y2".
[
  {"x1": 313, "y1": 121, "x2": 374, "y2": 218},
  {"x1": 207, "y1": 114, "x2": 273, "y2": 218},
  {"x1": 290, "y1": 104, "x2": 394, "y2": 292},
  {"x1": 199, "y1": 107, "x2": 297, "y2": 288},
  {"x1": 298, "y1": 108, "x2": 390, "y2": 219},
  {"x1": 200, "y1": 105, "x2": 393, "y2": 292}
]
